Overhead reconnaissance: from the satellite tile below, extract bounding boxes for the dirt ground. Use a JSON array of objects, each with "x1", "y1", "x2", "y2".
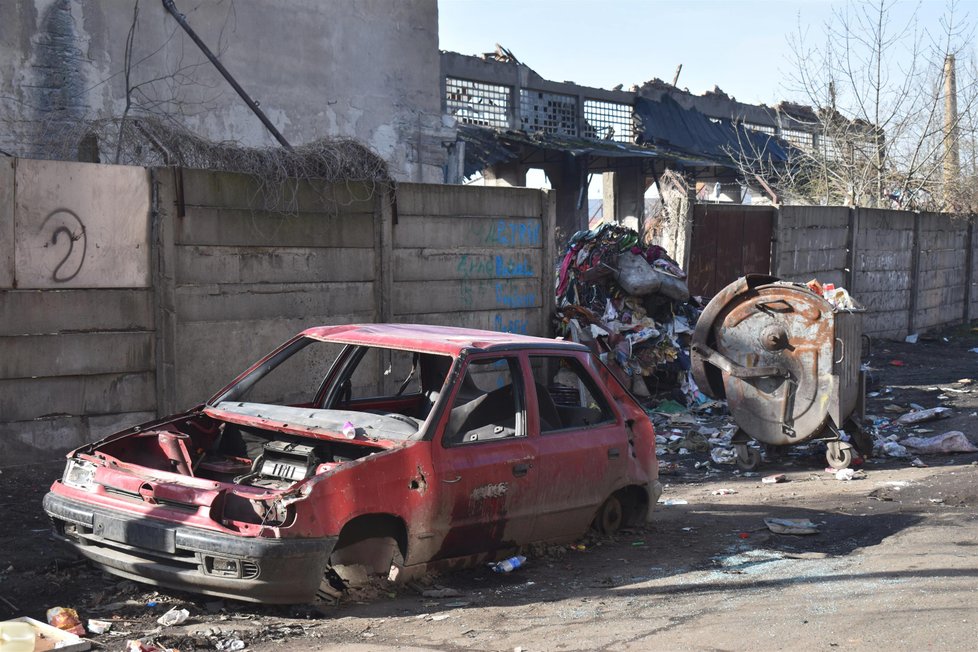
[{"x1": 2, "y1": 323, "x2": 977, "y2": 651}]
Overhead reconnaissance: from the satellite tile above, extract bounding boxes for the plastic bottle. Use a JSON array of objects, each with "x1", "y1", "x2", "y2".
[
  {"x1": 0, "y1": 620, "x2": 36, "y2": 652},
  {"x1": 491, "y1": 555, "x2": 526, "y2": 573}
]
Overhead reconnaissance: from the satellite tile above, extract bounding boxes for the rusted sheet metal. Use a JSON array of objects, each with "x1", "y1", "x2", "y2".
[{"x1": 692, "y1": 276, "x2": 863, "y2": 448}]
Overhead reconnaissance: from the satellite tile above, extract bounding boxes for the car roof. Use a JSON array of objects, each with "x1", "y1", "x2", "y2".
[{"x1": 301, "y1": 323, "x2": 588, "y2": 356}]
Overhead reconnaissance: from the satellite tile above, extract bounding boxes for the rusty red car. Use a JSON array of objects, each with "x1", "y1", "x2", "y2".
[{"x1": 44, "y1": 324, "x2": 661, "y2": 603}]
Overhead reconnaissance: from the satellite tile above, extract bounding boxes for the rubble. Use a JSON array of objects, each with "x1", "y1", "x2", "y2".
[{"x1": 554, "y1": 223, "x2": 705, "y2": 406}]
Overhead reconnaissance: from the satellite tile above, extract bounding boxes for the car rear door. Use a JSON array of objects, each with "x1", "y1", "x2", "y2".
[{"x1": 523, "y1": 351, "x2": 628, "y2": 541}]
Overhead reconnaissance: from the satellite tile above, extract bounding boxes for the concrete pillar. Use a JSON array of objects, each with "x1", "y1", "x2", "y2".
[
  {"x1": 484, "y1": 162, "x2": 526, "y2": 187},
  {"x1": 546, "y1": 154, "x2": 589, "y2": 247},
  {"x1": 603, "y1": 168, "x2": 645, "y2": 231}
]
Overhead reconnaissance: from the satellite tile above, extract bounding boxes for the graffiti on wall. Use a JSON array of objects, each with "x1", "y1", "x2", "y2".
[{"x1": 39, "y1": 209, "x2": 87, "y2": 282}]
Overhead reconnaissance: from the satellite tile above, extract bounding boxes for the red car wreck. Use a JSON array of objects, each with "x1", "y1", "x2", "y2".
[{"x1": 44, "y1": 324, "x2": 661, "y2": 603}]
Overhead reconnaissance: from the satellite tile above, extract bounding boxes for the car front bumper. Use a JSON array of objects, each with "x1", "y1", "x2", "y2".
[{"x1": 43, "y1": 492, "x2": 336, "y2": 604}]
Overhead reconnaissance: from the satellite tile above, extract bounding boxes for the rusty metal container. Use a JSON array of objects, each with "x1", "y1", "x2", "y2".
[{"x1": 691, "y1": 275, "x2": 868, "y2": 470}]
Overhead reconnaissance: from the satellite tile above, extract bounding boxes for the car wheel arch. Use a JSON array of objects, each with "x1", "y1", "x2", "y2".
[
  {"x1": 328, "y1": 513, "x2": 409, "y2": 574},
  {"x1": 595, "y1": 484, "x2": 649, "y2": 532}
]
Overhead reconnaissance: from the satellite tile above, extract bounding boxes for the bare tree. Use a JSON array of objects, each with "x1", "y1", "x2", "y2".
[{"x1": 750, "y1": 0, "x2": 978, "y2": 212}]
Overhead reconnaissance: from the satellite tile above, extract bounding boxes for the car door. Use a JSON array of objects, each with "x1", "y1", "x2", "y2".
[
  {"x1": 523, "y1": 352, "x2": 628, "y2": 541},
  {"x1": 428, "y1": 354, "x2": 538, "y2": 560}
]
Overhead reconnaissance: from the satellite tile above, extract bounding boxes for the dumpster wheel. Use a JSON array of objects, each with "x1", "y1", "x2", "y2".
[
  {"x1": 734, "y1": 444, "x2": 761, "y2": 471},
  {"x1": 826, "y1": 441, "x2": 853, "y2": 469}
]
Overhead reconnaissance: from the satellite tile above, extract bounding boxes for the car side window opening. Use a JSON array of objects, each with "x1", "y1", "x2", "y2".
[
  {"x1": 529, "y1": 355, "x2": 614, "y2": 432},
  {"x1": 443, "y1": 357, "x2": 522, "y2": 446}
]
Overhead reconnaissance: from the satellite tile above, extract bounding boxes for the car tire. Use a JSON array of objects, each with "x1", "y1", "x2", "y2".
[{"x1": 594, "y1": 494, "x2": 623, "y2": 535}]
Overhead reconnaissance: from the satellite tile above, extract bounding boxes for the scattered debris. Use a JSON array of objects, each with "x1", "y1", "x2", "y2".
[
  {"x1": 658, "y1": 498, "x2": 689, "y2": 506},
  {"x1": 762, "y1": 474, "x2": 787, "y2": 484},
  {"x1": 895, "y1": 406, "x2": 952, "y2": 425},
  {"x1": 710, "y1": 448, "x2": 737, "y2": 465},
  {"x1": 711, "y1": 488, "x2": 738, "y2": 496},
  {"x1": 835, "y1": 468, "x2": 866, "y2": 481},
  {"x1": 882, "y1": 442, "x2": 910, "y2": 458},
  {"x1": 490, "y1": 556, "x2": 526, "y2": 574},
  {"x1": 902, "y1": 431, "x2": 978, "y2": 454},
  {"x1": 87, "y1": 619, "x2": 113, "y2": 634},
  {"x1": 7, "y1": 617, "x2": 89, "y2": 651},
  {"x1": 764, "y1": 518, "x2": 819, "y2": 535},
  {"x1": 46, "y1": 607, "x2": 85, "y2": 636},
  {"x1": 156, "y1": 607, "x2": 190, "y2": 627}
]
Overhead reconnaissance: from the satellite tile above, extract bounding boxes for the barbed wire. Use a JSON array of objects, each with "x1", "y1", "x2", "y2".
[{"x1": 45, "y1": 113, "x2": 393, "y2": 213}]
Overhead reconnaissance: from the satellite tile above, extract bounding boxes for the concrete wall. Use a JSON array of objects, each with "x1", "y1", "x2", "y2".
[
  {"x1": 0, "y1": 159, "x2": 156, "y2": 465},
  {"x1": 0, "y1": 0, "x2": 450, "y2": 182},
  {"x1": 392, "y1": 184, "x2": 554, "y2": 335},
  {"x1": 776, "y1": 206, "x2": 849, "y2": 290},
  {"x1": 154, "y1": 169, "x2": 384, "y2": 413},
  {"x1": 774, "y1": 205, "x2": 975, "y2": 340},
  {"x1": 914, "y1": 213, "x2": 969, "y2": 332},
  {"x1": 851, "y1": 209, "x2": 916, "y2": 339},
  {"x1": 0, "y1": 159, "x2": 553, "y2": 466}
]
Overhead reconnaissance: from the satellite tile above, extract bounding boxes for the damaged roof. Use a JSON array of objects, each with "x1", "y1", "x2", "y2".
[
  {"x1": 459, "y1": 94, "x2": 791, "y2": 178},
  {"x1": 634, "y1": 95, "x2": 792, "y2": 165}
]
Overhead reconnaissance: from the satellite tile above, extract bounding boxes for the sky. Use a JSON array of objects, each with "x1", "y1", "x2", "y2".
[{"x1": 438, "y1": 0, "x2": 974, "y2": 107}]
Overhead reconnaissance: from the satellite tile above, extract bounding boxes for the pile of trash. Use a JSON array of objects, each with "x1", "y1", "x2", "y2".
[{"x1": 554, "y1": 224, "x2": 706, "y2": 405}]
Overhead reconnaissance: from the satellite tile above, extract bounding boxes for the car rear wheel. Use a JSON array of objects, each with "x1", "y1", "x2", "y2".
[{"x1": 594, "y1": 495, "x2": 623, "y2": 535}]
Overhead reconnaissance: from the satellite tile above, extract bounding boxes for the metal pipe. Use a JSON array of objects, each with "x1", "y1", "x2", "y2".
[{"x1": 160, "y1": 0, "x2": 293, "y2": 151}]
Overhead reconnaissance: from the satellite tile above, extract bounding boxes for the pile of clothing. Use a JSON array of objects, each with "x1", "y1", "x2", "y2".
[{"x1": 554, "y1": 223, "x2": 707, "y2": 405}]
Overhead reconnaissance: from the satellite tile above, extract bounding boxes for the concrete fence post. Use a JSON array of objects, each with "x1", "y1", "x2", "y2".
[
  {"x1": 543, "y1": 189, "x2": 557, "y2": 336},
  {"x1": 375, "y1": 187, "x2": 394, "y2": 324},
  {"x1": 907, "y1": 212, "x2": 922, "y2": 335},
  {"x1": 966, "y1": 216, "x2": 975, "y2": 323},
  {"x1": 151, "y1": 168, "x2": 178, "y2": 417},
  {"x1": 845, "y1": 207, "x2": 858, "y2": 291}
]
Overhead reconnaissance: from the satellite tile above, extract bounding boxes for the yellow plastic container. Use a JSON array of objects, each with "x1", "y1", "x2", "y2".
[{"x1": 0, "y1": 620, "x2": 35, "y2": 652}]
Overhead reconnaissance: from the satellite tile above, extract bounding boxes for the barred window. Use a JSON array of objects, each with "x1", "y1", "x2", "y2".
[
  {"x1": 445, "y1": 77, "x2": 510, "y2": 128},
  {"x1": 780, "y1": 127, "x2": 814, "y2": 150},
  {"x1": 583, "y1": 99, "x2": 633, "y2": 142},
  {"x1": 520, "y1": 89, "x2": 578, "y2": 136},
  {"x1": 743, "y1": 122, "x2": 777, "y2": 135}
]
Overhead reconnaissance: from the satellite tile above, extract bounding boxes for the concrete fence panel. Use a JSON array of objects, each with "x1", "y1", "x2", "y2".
[
  {"x1": 851, "y1": 208, "x2": 915, "y2": 339},
  {"x1": 0, "y1": 160, "x2": 155, "y2": 466},
  {"x1": 775, "y1": 205, "x2": 849, "y2": 289},
  {"x1": 914, "y1": 213, "x2": 968, "y2": 331},
  {"x1": 391, "y1": 183, "x2": 553, "y2": 336}
]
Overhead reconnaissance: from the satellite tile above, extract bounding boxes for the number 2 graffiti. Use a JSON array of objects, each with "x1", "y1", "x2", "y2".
[{"x1": 39, "y1": 208, "x2": 87, "y2": 282}]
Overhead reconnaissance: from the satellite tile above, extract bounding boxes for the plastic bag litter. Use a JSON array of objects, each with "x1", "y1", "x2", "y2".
[
  {"x1": 764, "y1": 518, "x2": 819, "y2": 535},
  {"x1": 882, "y1": 441, "x2": 910, "y2": 457},
  {"x1": 156, "y1": 607, "x2": 190, "y2": 627},
  {"x1": 895, "y1": 406, "x2": 952, "y2": 425},
  {"x1": 710, "y1": 448, "x2": 737, "y2": 465},
  {"x1": 902, "y1": 431, "x2": 978, "y2": 454}
]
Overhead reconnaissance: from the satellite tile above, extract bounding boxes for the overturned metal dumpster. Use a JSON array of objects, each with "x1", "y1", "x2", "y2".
[{"x1": 690, "y1": 275, "x2": 869, "y2": 470}]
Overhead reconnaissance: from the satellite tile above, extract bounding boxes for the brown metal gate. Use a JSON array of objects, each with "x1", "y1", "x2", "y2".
[{"x1": 687, "y1": 204, "x2": 775, "y2": 297}]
